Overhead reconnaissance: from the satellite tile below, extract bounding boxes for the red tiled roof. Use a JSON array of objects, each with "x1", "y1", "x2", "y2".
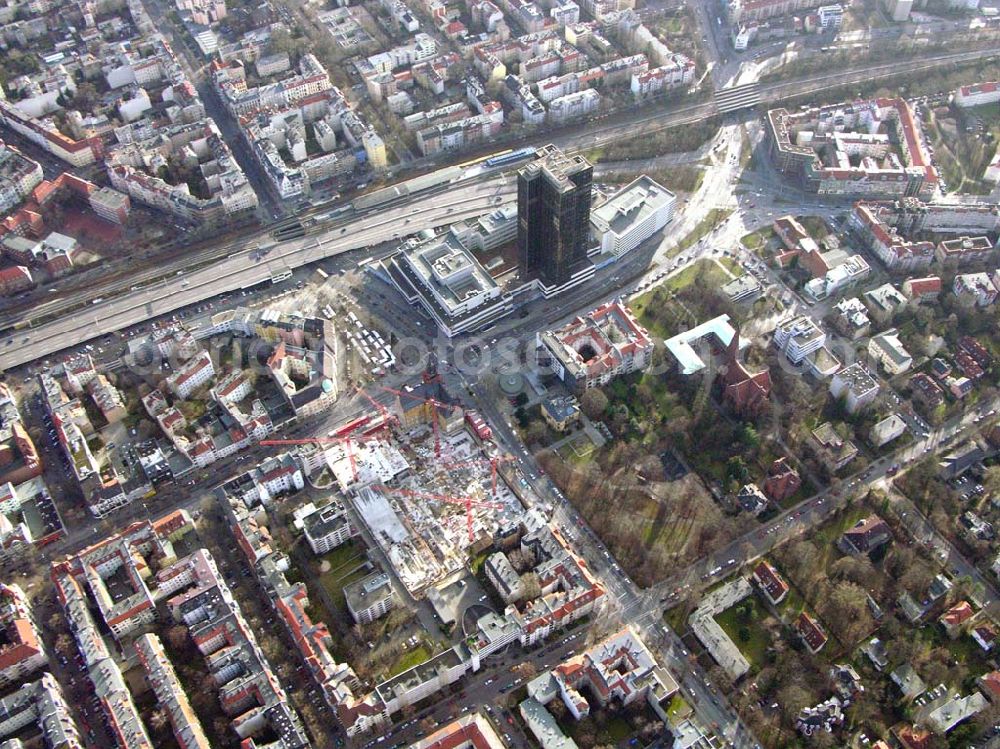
[
  {"x1": 959, "y1": 81, "x2": 999, "y2": 97},
  {"x1": 752, "y1": 561, "x2": 788, "y2": 602},
  {"x1": 417, "y1": 716, "x2": 501, "y2": 749},
  {"x1": 796, "y1": 612, "x2": 827, "y2": 651},
  {"x1": 980, "y1": 670, "x2": 1000, "y2": 700},
  {"x1": 0, "y1": 266, "x2": 31, "y2": 282},
  {"x1": 0, "y1": 619, "x2": 43, "y2": 671},
  {"x1": 904, "y1": 277, "x2": 942, "y2": 297},
  {"x1": 941, "y1": 600, "x2": 974, "y2": 627},
  {"x1": 895, "y1": 724, "x2": 932, "y2": 749}
]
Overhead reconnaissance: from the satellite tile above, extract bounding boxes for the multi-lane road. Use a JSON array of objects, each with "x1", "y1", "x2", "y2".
[
  {"x1": 0, "y1": 178, "x2": 515, "y2": 370},
  {"x1": 1, "y1": 46, "x2": 995, "y2": 370}
]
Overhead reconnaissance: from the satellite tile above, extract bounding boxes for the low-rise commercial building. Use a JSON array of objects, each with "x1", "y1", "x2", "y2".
[{"x1": 954, "y1": 82, "x2": 1000, "y2": 108}]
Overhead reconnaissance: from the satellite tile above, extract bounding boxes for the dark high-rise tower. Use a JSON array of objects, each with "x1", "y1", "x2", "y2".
[{"x1": 517, "y1": 146, "x2": 593, "y2": 287}]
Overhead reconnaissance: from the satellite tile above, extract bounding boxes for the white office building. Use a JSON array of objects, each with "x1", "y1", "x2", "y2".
[
  {"x1": 382, "y1": 232, "x2": 513, "y2": 337},
  {"x1": 773, "y1": 315, "x2": 826, "y2": 364},
  {"x1": 590, "y1": 176, "x2": 676, "y2": 257}
]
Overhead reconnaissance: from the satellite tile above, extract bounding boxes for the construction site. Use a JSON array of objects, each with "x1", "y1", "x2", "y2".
[{"x1": 279, "y1": 364, "x2": 531, "y2": 596}]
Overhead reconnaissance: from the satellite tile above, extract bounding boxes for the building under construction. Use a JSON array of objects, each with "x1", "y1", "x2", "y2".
[{"x1": 315, "y1": 363, "x2": 530, "y2": 595}]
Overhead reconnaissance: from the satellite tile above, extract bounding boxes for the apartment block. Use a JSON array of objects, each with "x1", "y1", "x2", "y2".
[
  {"x1": 524, "y1": 627, "x2": 676, "y2": 742},
  {"x1": 163, "y1": 548, "x2": 310, "y2": 748},
  {"x1": 297, "y1": 500, "x2": 356, "y2": 554},
  {"x1": 863, "y1": 283, "x2": 907, "y2": 324},
  {"x1": 0, "y1": 142, "x2": 43, "y2": 214},
  {"x1": 134, "y1": 633, "x2": 211, "y2": 749},
  {"x1": 852, "y1": 202, "x2": 992, "y2": 271},
  {"x1": 344, "y1": 572, "x2": 394, "y2": 624},
  {"x1": 0, "y1": 583, "x2": 47, "y2": 688},
  {"x1": 220, "y1": 489, "x2": 387, "y2": 738},
  {"x1": 936, "y1": 235, "x2": 994, "y2": 266},
  {"x1": 954, "y1": 273, "x2": 998, "y2": 307},
  {"x1": 868, "y1": 329, "x2": 912, "y2": 375},
  {"x1": 830, "y1": 363, "x2": 879, "y2": 414},
  {"x1": 52, "y1": 569, "x2": 152, "y2": 749},
  {"x1": 486, "y1": 552, "x2": 525, "y2": 603},
  {"x1": 165, "y1": 351, "x2": 215, "y2": 400},
  {"x1": 0, "y1": 673, "x2": 83, "y2": 749},
  {"x1": 902, "y1": 276, "x2": 942, "y2": 303},
  {"x1": 768, "y1": 99, "x2": 936, "y2": 199}
]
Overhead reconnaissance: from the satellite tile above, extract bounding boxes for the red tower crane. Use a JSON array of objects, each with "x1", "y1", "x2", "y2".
[
  {"x1": 441, "y1": 454, "x2": 515, "y2": 496},
  {"x1": 354, "y1": 385, "x2": 399, "y2": 431},
  {"x1": 375, "y1": 485, "x2": 503, "y2": 542},
  {"x1": 377, "y1": 384, "x2": 455, "y2": 458},
  {"x1": 260, "y1": 437, "x2": 359, "y2": 483}
]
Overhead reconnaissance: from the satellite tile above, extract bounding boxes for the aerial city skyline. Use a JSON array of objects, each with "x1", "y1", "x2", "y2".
[{"x1": 0, "y1": 0, "x2": 998, "y2": 747}]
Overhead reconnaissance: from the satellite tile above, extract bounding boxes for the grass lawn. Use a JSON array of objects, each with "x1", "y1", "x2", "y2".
[
  {"x1": 718, "y1": 256, "x2": 741, "y2": 276},
  {"x1": 665, "y1": 258, "x2": 730, "y2": 292},
  {"x1": 320, "y1": 540, "x2": 364, "y2": 577},
  {"x1": 665, "y1": 607, "x2": 689, "y2": 635},
  {"x1": 741, "y1": 227, "x2": 774, "y2": 251},
  {"x1": 915, "y1": 623, "x2": 992, "y2": 674},
  {"x1": 387, "y1": 644, "x2": 432, "y2": 677},
  {"x1": 813, "y1": 506, "x2": 869, "y2": 549},
  {"x1": 616, "y1": 372, "x2": 688, "y2": 425},
  {"x1": 630, "y1": 289, "x2": 692, "y2": 340},
  {"x1": 469, "y1": 549, "x2": 491, "y2": 575},
  {"x1": 739, "y1": 124, "x2": 752, "y2": 169},
  {"x1": 663, "y1": 16, "x2": 683, "y2": 33},
  {"x1": 775, "y1": 583, "x2": 807, "y2": 622},
  {"x1": 667, "y1": 209, "x2": 733, "y2": 258},
  {"x1": 666, "y1": 694, "x2": 692, "y2": 722},
  {"x1": 556, "y1": 432, "x2": 597, "y2": 465},
  {"x1": 646, "y1": 165, "x2": 706, "y2": 194},
  {"x1": 715, "y1": 596, "x2": 774, "y2": 672},
  {"x1": 319, "y1": 566, "x2": 367, "y2": 611}
]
